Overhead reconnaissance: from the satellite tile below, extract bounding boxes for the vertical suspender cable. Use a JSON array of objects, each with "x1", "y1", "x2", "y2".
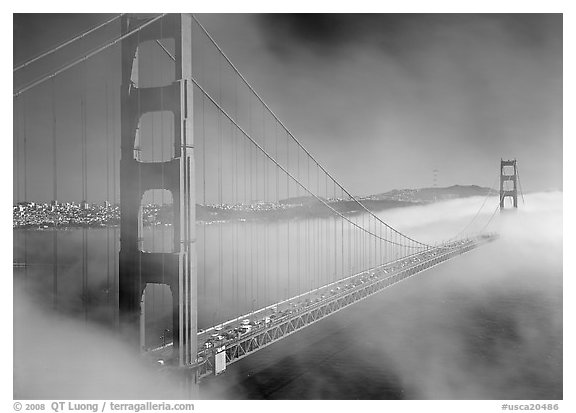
[
  {"x1": 326, "y1": 173, "x2": 330, "y2": 283},
  {"x1": 341, "y1": 188, "x2": 344, "y2": 281},
  {"x1": 333, "y1": 181, "x2": 337, "y2": 282},
  {"x1": 159, "y1": 19, "x2": 166, "y2": 333},
  {"x1": 233, "y1": 73, "x2": 238, "y2": 320},
  {"x1": 81, "y1": 56, "x2": 88, "y2": 323},
  {"x1": 296, "y1": 146, "x2": 300, "y2": 295},
  {"x1": 136, "y1": 29, "x2": 143, "y2": 344},
  {"x1": 275, "y1": 122, "x2": 280, "y2": 303},
  {"x1": 374, "y1": 216, "x2": 377, "y2": 267},
  {"x1": 23, "y1": 94, "x2": 28, "y2": 283},
  {"x1": 318, "y1": 163, "x2": 321, "y2": 286},
  {"x1": 249, "y1": 97, "x2": 254, "y2": 314},
  {"x1": 148, "y1": 43, "x2": 156, "y2": 338},
  {"x1": 243, "y1": 108, "x2": 248, "y2": 315},
  {"x1": 253, "y1": 102, "x2": 258, "y2": 312},
  {"x1": 51, "y1": 77, "x2": 59, "y2": 310},
  {"x1": 202, "y1": 89, "x2": 207, "y2": 303},
  {"x1": 14, "y1": 96, "x2": 21, "y2": 278},
  {"x1": 286, "y1": 130, "x2": 290, "y2": 299},
  {"x1": 263, "y1": 106, "x2": 269, "y2": 307},
  {"x1": 105, "y1": 83, "x2": 111, "y2": 310},
  {"x1": 112, "y1": 77, "x2": 118, "y2": 327},
  {"x1": 217, "y1": 51, "x2": 223, "y2": 322},
  {"x1": 347, "y1": 196, "x2": 351, "y2": 277},
  {"x1": 305, "y1": 157, "x2": 308, "y2": 292},
  {"x1": 15, "y1": 96, "x2": 19, "y2": 205}
]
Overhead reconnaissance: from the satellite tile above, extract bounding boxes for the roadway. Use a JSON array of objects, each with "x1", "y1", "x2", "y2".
[{"x1": 149, "y1": 234, "x2": 497, "y2": 378}]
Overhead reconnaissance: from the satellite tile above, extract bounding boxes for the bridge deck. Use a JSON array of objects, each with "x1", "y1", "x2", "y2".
[{"x1": 150, "y1": 234, "x2": 497, "y2": 379}]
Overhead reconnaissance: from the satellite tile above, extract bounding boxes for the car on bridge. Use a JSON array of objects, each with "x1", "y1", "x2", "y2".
[
  {"x1": 211, "y1": 334, "x2": 225, "y2": 342},
  {"x1": 203, "y1": 340, "x2": 214, "y2": 349},
  {"x1": 224, "y1": 329, "x2": 238, "y2": 340}
]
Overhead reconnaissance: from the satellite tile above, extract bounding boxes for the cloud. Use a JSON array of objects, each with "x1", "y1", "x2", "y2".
[
  {"x1": 255, "y1": 14, "x2": 561, "y2": 61},
  {"x1": 247, "y1": 14, "x2": 563, "y2": 194},
  {"x1": 198, "y1": 191, "x2": 562, "y2": 399},
  {"x1": 13, "y1": 286, "x2": 185, "y2": 399}
]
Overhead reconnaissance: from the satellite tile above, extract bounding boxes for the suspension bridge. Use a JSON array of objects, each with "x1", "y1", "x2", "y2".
[{"x1": 13, "y1": 14, "x2": 515, "y2": 393}]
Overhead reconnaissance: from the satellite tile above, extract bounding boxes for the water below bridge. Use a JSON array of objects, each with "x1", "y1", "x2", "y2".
[{"x1": 13, "y1": 193, "x2": 562, "y2": 399}]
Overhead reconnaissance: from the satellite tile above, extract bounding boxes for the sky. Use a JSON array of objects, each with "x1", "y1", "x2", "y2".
[
  {"x1": 12, "y1": 13, "x2": 563, "y2": 201},
  {"x1": 197, "y1": 14, "x2": 562, "y2": 194}
]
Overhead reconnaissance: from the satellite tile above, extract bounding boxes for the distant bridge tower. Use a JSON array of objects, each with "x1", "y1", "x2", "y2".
[
  {"x1": 118, "y1": 13, "x2": 197, "y2": 377},
  {"x1": 500, "y1": 159, "x2": 518, "y2": 210}
]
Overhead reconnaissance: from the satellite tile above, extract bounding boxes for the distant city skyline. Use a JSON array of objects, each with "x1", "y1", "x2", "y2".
[{"x1": 13, "y1": 183, "x2": 498, "y2": 230}]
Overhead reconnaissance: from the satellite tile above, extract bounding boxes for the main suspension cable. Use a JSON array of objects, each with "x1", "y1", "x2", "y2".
[
  {"x1": 448, "y1": 175, "x2": 500, "y2": 241},
  {"x1": 189, "y1": 15, "x2": 430, "y2": 248},
  {"x1": 14, "y1": 14, "x2": 124, "y2": 72},
  {"x1": 154, "y1": 39, "x2": 426, "y2": 250},
  {"x1": 190, "y1": 75, "x2": 422, "y2": 249},
  {"x1": 13, "y1": 14, "x2": 166, "y2": 97},
  {"x1": 516, "y1": 163, "x2": 526, "y2": 205}
]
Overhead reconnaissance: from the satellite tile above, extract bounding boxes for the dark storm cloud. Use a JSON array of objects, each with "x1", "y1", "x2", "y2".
[
  {"x1": 257, "y1": 14, "x2": 421, "y2": 58},
  {"x1": 256, "y1": 14, "x2": 562, "y2": 60},
  {"x1": 245, "y1": 13, "x2": 563, "y2": 193}
]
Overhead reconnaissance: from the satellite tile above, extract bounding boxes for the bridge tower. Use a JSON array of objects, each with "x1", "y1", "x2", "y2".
[
  {"x1": 500, "y1": 159, "x2": 518, "y2": 210},
  {"x1": 118, "y1": 13, "x2": 197, "y2": 377}
]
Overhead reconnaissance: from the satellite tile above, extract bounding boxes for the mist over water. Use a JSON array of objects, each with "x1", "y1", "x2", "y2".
[
  {"x1": 200, "y1": 191, "x2": 562, "y2": 399},
  {"x1": 13, "y1": 192, "x2": 562, "y2": 399},
  {"x1": 13, "y1": 288, "x2": 185, "y2": 399}
]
